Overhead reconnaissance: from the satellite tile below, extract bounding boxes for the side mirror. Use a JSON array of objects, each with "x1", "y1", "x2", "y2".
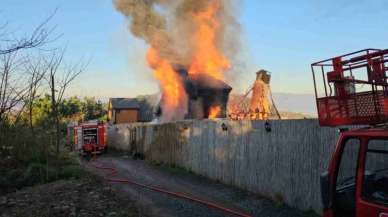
[{"x1": 320, "y1": 171, "x2": 331, "y2": 210}]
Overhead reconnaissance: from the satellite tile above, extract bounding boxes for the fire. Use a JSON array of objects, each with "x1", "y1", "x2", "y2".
[
  {"x1": 146, "y1": 47, "x2": 188, "y2": 121},
  {"x1": 228, "y1": 103, "x2": 247, "y2": 120},
  {"x1": 249, "y1": 78, "x2": 270, "y2": 120},
  {"x1": 146, "y1": 1, "x2": 230, "y2": 121},
  {"x1": 228, "y1": 70, "x2": 272, "y2": 120},
  {"x1": 208, "y1": 105, "x2": 221, "y2": 119},
  {"x1": 188, "y1": 0, "x2": 230, "y2": 81},
  {"x1": 116, "y1": 0, "x2": 234, "y2": 121}
]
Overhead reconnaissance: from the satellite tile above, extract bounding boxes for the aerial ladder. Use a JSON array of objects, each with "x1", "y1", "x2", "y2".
[{"x1": 312, "y1": 48, "x2": 388, "y2": 217}]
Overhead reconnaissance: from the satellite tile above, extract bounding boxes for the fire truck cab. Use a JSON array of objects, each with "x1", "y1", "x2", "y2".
[
  {"x1": 73, "y1": 121, "x2": 107, "y2": 155},
  {"x1": 312, "y1": 49, "x2": 388, "y2": 217}
]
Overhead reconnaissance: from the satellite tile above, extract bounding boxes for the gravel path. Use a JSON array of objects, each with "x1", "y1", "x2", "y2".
[{"x1": 85, "y1": 155, "x2": 317, "y2": 217}]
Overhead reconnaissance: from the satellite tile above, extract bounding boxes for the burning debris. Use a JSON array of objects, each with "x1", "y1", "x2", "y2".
[
  {"x1": 249, "y1": 70, "x2": 271, "y2": 119},
  {"x1": 229, "y1": 70, "x2": 281, "y2": 120},
  {"x1": 114, "y1": 0, "x2": 239, "y2": 122}
]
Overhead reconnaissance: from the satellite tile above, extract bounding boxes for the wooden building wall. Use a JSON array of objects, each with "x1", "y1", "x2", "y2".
[{"x1": 114, "y1": 109, "x2": 139, "y2": 124}]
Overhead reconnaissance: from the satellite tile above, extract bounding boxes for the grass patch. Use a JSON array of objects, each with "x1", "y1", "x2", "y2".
[{"x1": 0, "y1": 150, "x2": 87, "y2": 194}]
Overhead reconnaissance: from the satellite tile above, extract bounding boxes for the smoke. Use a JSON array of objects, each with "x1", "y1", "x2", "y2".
[
  {"x1": 114, "y1": 0, "x2": 241, "y2": 121},
  {"x1": 114, "y1": 0, "x2": 240, "y2": 72}
]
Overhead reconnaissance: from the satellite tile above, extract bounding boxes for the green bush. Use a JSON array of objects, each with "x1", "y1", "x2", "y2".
[
  {"x1": 0, "y1": 94, "x2": 107, "y2": 193},
  {"x1": 0, "y1": 152, "x2": 87, "y2": 194}
]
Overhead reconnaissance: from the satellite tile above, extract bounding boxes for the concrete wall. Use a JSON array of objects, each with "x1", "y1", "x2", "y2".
[{"x1": 108, "y1": 119, "x2": 340, "y2": 212}]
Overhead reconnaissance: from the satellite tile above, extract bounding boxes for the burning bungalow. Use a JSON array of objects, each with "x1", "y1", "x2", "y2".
[
  {"x1": 182, "y1": 67, "x2": 232, "y2": 119},
  {"x1": 115, "y1": 0, "x2": 239, "y2": 122},
  {"x1": 156, "y1": 67, "x2": 232, "y2": 120}
]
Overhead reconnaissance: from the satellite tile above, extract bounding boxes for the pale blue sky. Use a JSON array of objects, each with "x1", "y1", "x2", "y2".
[{"x1": 1, "y1": 0, "x2": 388, "y2": 98}]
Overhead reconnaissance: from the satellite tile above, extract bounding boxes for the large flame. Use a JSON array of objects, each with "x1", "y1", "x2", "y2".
[
  {"x1": 116, "y1": 0, "x2": 234, "y2": 122},
  {"x1": 117, "y1": 0, "x2": 274, "y2": 122},
  {"x1": 188, "y1": 0, "x2": 230, "y2": 81},
  {"x1": 146, "y1": 47, "x2": 188, "y2": 121},
  {"x1": 147, "y1": 1, "x2": 230, "y2": 121}
]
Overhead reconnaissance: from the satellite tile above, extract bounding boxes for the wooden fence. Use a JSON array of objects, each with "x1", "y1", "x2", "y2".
[{"x1": 108, "y1": 119, "x2": 340, "y2": 212}]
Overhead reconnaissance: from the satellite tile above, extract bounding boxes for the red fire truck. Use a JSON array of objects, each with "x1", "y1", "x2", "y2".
[
  {"x1": 73, "y1": 121, "x2": 107, "y2": 155},
  {"x1": 312, "y1": 49, "x2": 388, "y2": 217}
]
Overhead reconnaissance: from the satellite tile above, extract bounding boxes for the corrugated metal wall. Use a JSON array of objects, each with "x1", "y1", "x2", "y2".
[{"x1": 108, "y1": 119, "x2": 341, "y2": 212}]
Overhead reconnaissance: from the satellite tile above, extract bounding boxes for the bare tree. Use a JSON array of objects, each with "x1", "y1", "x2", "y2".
[
  {"x1": 0, "y1": 13, "x2": 56, "y2": 127},
  {"x1": 0, "y1": 10, "x2": 58, "y2": 55},
  {"x1": 24, "y1": 55, "x2": 49, "y2": 132},
  {"x1": 45, "y1": 49, "x2": 88, "y2": 155},
  {"x1": 0, "y1": 51, "x2": 29, "y2": 124},
  {"x1": 0, "y1": 10, "x2": 87, "y2": 158}
]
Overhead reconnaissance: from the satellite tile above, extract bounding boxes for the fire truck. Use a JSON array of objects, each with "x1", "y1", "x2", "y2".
[
  {"x1": 312, "y1": 49, "x2": 388, "y2": 217},
  {"x1": 73, "y1": 121, "x2": 107, "y2": 155}
]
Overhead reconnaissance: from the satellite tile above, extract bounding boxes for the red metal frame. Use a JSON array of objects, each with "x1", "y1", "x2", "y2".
[{"x1": 312, "y1": 49, "x2": 388, "y2": 126}]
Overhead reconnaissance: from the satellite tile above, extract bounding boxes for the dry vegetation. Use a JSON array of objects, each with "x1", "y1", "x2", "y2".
[{"x1": 0, "y1": 11, "x2": 100, "y2": 198}]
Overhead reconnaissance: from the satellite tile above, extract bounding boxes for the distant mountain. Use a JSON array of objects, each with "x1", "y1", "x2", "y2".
[
  {"x1": 271, "y1": 93, "x2": 316, "y2": 116},
  {"x1": 229, "y1": 92, "x2": 316, "y2": 119}
]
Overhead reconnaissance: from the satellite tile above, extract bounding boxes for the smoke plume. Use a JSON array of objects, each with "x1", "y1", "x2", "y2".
[{"x1": 114, "y1": 0, "x2": 241, "y2": 121}]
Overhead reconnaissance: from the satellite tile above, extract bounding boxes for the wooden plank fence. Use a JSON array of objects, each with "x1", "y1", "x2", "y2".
[{"x1": 108, "y1": 119, "x2": 340, "y2": 213}]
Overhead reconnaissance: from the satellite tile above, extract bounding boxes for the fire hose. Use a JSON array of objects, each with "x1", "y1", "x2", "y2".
[{"x1": 90, "y1": 159, "x2": 252, "y2": 217}]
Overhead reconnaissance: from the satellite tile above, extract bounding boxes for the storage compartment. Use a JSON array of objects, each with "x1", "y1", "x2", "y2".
[{"x1": 83, "y1": 128, "x2": 97, "y2": 145}]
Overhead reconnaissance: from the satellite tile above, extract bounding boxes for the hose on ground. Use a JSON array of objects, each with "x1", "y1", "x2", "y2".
[{"x1": 90, "y1": 159, "x2": 252, "y2": 217}]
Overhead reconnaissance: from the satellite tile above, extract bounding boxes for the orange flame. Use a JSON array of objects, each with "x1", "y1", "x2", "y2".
[
  {"x1": 146, "y1": 47, "x2": 187, "y2": 121},
  {"x1": 188, "y1": 0, "x2": 230, "y2": 81},
  {"x1": 145, "y1": 0, "x2": 230, "y2": 121},
  {"x1": 208, "y1": 105, "x2": 221, "y2": 119},
  {"x1": 228, "y1": 76, "x2": 271, "y2": 120},
  {"x1": 250, "y1": 79, "x2": 270, "y2": 120}
]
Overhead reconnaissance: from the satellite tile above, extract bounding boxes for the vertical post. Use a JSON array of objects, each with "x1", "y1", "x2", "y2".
[
  {"x1": 349, "y1": 65, "x2": 359, "y2": 117},
  {"x1": 311, "y1": 65, "x2": 320, "y2": 119},
  {"x1": 311, "y1": 65, "x2": 318, "y2": 98},
  {"x1": 51, "y1": 74, "x2": 60, "y2": 156},
  {"x1": 321, "y1": 66, "x2": 328, "y2": 97}
]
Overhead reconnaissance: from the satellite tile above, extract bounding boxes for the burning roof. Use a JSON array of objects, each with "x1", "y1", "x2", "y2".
[{"x1": 109, "y1": 98, "x2": 140, "y2": 109}]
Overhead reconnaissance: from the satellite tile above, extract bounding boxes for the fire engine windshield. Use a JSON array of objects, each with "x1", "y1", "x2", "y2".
[{"x1": 362, "y1": 140, "x2": 388, "y2": 206}]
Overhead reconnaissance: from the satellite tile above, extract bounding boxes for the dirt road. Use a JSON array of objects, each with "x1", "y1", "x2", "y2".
[{"x1": 85, "y1": 155, "x2": 317, "y2": 217}]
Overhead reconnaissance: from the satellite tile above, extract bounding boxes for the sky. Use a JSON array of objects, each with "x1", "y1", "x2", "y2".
[{"x1": 1, "y1": 0, "x2": 388, "y2": 98}]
